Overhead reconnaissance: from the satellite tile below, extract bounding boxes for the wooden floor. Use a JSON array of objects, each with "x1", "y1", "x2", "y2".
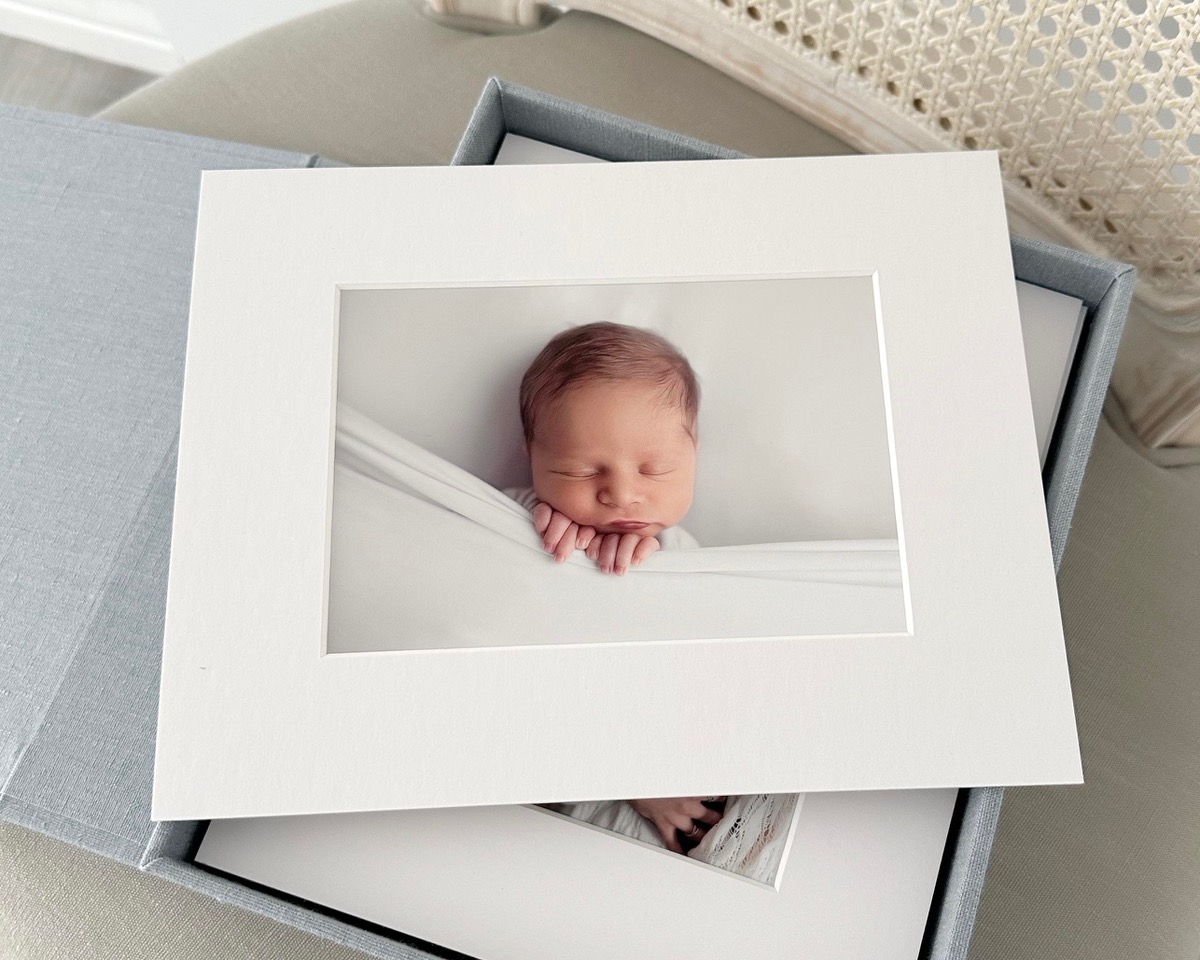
[{"x1": 0, "y1": 35, "x2": 157, "y2": 116}]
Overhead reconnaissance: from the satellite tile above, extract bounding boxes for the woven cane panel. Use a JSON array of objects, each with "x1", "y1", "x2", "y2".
[{"x1": 691, "y1": 0, "x2": 1198, "y2": 313}]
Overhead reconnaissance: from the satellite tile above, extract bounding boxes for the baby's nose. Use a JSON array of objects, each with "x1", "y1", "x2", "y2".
[{"x1": 599, "y1": 477, "x2": 642, "y2": 506}]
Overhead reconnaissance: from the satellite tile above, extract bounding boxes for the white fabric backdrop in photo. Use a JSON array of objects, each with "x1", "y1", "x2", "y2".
[
  {"x1": 327, "y1": 403, "x2": 905, "y2": 652},
  {"x1": 337, "y1": 276, "x2": 897, "y2": 547}
]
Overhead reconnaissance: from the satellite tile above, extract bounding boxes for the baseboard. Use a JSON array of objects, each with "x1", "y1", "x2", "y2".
[{"x1": 0, "y1": 0, "x2": 182, "y2": 74}]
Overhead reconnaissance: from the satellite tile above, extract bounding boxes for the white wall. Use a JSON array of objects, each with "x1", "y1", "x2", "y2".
[
  {"x1": 0, "y1": 0, "x2": 181, "y2": 73},
  {"x1": 0, "y1": 0, "x2": 347, "y2": 73}
]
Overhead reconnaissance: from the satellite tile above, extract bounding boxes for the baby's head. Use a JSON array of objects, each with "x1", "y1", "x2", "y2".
[{"x1": 519, "y1": 322, "x2": 699, "y2": 538}]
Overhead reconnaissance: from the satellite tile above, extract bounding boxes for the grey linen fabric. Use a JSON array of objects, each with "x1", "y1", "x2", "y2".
[
  {"x1": 0, "y1": 104, "x2": 321, "y2": 862},
  {"x1": 453, "y1": 77, "x2": 743, "y2": 164},
  {"x1": 0, "y1": 819, "x2": 379, "y2": 960},
  {"x1": 1010, "y1": 236, "x2": 1137, "y2": 570},
  {"x1": 0, "y1": 104, "x2": 490, "y2": 960}
]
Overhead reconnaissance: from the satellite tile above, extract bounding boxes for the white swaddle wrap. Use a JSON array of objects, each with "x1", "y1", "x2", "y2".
[{"x1": 328, "y1": 404, "x2": 905, "y2": 653}]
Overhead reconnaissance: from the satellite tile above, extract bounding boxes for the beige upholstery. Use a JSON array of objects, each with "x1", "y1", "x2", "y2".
[
  {"x1": 970, "y1": 403, "x2": 1200, "y2": 960},
  {"x1": 101, "y1": 1, "x2": 854, "y2": 165},
  {"x1": 0, "y1": 819, "x2": 373, "y2": 960}
]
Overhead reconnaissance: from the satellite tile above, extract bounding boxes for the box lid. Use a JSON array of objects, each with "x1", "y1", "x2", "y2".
[{"x1": 0, "y1": 105, "x2": 333, "y2": 865}]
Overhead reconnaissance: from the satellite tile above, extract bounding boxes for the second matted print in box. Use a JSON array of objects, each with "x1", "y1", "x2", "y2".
[{"x1": 154, "y1": 153, "x2": 1081, "y2": 821}]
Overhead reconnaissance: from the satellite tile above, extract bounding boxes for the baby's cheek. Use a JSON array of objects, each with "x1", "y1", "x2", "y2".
[
  {"x1": 530, "y1": 476, "x2": 560, "y2": 509},
  {"x1": 534, "y1": 482, "x2": 585, "y2": 523},
  {"x1": 558, "y1": 487, "x2": 597, "y2": 521}
]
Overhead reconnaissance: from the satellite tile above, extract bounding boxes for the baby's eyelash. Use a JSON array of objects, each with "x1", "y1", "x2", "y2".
[{"x1": 552, "y1": 470, "x2": 598, "y2": 479}]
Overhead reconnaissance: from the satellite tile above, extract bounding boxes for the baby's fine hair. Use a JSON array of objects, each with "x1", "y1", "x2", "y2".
[{"x1": 519, "y1": 321, "x2": 700, "y2": 444}]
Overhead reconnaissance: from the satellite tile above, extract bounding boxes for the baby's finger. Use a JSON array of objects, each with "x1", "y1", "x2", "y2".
[
  {"x1": 585, "y1": 539, "x2": 601, "y2": 561},
  {"x1": 532, "y1": 502, "x2": 552, "y2": 535},
  {"x1": 576, "y1": 526, "x2": 596, "y2": 550},
  {"x1": 598, "y1": 534, "x2": 620, "y2": 574},
  {"x1": 669, "y1": 815, "x2": 706, "y2": 851},
  {"x1": 553, "y1": 523, "x2": 579, "y2": 563},
  {"x1": 613, "y1": 533, "x2": 640, "y2": 575},
  {"x1": 631, "y1": 536, "x2": 660, "y2": 567},
  {"x1": 693, "y1": 806, "x2": 723, "y2": 827},
  {"x1": 542, "y1": 511, "x2": 572, "y2": 552}
]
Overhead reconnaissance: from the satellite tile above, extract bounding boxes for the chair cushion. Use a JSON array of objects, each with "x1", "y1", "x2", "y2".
[
  {"x1": 970, "y1": 407, "x2": 1200, "y2": 960},
  {"x1": 100, "y1": 1, "x2": 854, "y2": 165}
]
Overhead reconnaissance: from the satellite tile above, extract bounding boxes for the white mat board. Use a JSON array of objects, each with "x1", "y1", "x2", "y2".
[{"x1": 156, "y1": 153, "x2": 1082, "y2": 819}]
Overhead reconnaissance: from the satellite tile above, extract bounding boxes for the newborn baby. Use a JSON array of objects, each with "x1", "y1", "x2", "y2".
[
  {"x1": 505, "y1": 320, "x2": 699, "y2": 576},
  {"x1": 509, "y1": 321, "x2": 724, "y2": 853}
]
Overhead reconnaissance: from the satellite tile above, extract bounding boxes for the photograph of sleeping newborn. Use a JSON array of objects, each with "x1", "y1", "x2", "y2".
[
  {"x1": 540, "y1": 793, "x2": 800, "y2": 885},
  {"x1": 326, "y1": 276, "x2": 905, "y2": 655}
]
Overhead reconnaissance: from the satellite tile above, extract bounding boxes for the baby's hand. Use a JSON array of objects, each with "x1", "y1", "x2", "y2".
[
  {"x1": 532, "y1": 502, "x2": 597, "y2": 563},
  {"x1": 585, "y1": 532, "x2": 660, "y2": 575},
  {"x1": 628, "y1": 797, "x2": 724, "y2": 854}
]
